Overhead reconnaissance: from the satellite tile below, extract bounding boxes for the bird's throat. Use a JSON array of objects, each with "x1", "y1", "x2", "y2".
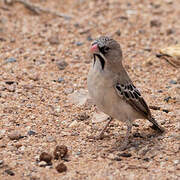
[{"x1": 93, "y1": 54, "x2": 105, "y2": 70}]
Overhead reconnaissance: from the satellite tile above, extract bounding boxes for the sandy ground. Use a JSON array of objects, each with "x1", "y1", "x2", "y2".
[{"x1": 0, "y1": 0, "x2": 180, "y2": 179}]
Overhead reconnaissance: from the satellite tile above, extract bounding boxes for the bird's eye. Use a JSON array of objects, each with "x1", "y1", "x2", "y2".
[{"x1": 100, "y1": 46, "x2": 110, "y2": 54}]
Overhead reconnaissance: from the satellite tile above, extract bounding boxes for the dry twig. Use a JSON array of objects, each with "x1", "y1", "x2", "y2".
[{"x1": 4, "y1": 0, "x2": 72, "y2": 19}]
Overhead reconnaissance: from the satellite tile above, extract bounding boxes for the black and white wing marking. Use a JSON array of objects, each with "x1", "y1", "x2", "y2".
[{"x1": 115, "y1": 83, "x2": 151, "y2": 118}]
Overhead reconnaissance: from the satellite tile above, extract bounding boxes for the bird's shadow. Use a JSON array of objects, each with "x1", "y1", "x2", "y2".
[{"x1": 107, "y1": 129, "x2": 165, "y2": 154}]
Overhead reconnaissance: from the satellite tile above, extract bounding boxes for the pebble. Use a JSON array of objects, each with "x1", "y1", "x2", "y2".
[
  {"x1": 48, "y1": 35, "x2": 60, "y2": 45},
  {"x1": 173, "y1": 160, "x2": 180, "y2": 165},
  {"x1": 39, "y1": 152, "x2": 52, "y2": 164},
  {"x1": 164, "y1": 96, "x2": 172, "y2": 102},
  {"x1": 75, "y1": 41, "x2": 83, "y2": 46},
  {"x1": 113, "y1": 157, "x2": 122, "y2": 161},
  {"x1": 91, "y1": 112, "x2": 109, "y2": 123},
  {"x1": 27, "y1": 130, "x2": 36, "y2": 136},
  {"x1": 54, "y1": 145, "x2": 68, "y2": 160},
  {"x1": 118, "y1": 153, "x2": 132, "y2": 157},
  {"x1": 4, "y1": 169, "x2": 15, "y2": 176},
  {"x1": 8, "y1": 131, "x2": 22, "y2": 140},
  {"x1": 77, "y1": 112, "x2": 89, "y2": 121},
  {"x1": 150, "y1": 20, "x2": 161, "y2": 27},
  {"x1": 115, "y1": 30, "x2": 121, "y2": 36},
  {"x1": 0, "y1": 129, "x2": 6, "y2": 139},
  {"x1": 64, "y1": 88, "x2": 74, "y2": 95},
  {"x1": 5, "y1": 57, "x2": 16, "y2": 63},
  {"x1": 169, "y1": 80, "x2": 177, "y2": 84},
  {"x1": 87, "y1": 35, "x2": 93, "y2": 41},
  {"x1": 56, "y1": 60, "x2": 68, "y2": 70},
  {"x1": 166, "y1": 28, "x2": 174, "y2": 35},
  {"x1": 57, "y1": 77, "x2": 64, "y2": 83},
  {"x1": 46, "y1": 135, "x2": 55, "y2": 142},
  {"x1": 0, "y1": 160, "x2": 3, "y2": 168},
  {"x1": 56, "y1": 163, "x2": 67, "y2": 173},
  {"x1": 38, "y1": 161, "x2": 48, "y2": 167},
  {"x1": 5, "y1": 81, "x2": 16, "y2": 85},
  {"x1": 68, "y1": 89, "x2": 89, "y2": 106},
  {"x1": 54, "y1": 106, "x2": 61, "y2": 113},
  {"x1": 69, "y1": 120, "x2": 78, "y2": 128}
]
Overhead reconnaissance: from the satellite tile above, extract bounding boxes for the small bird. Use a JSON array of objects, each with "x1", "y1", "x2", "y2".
[{"x1": 87, "y1": 36, "x2": 164, "y2": 150}]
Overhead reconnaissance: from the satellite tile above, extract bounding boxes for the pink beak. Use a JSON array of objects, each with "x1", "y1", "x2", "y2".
[{"x1": 90, "y1": 44, "x2": 99, "y2": 53}]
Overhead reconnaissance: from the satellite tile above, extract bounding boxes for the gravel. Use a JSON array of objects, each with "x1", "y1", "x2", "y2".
[{"x1": 0, "y1": 0, "x2": 179, "y2": 179}]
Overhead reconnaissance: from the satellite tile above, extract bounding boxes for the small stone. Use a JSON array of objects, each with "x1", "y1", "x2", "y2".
[
  {"x1": 143, "y1": 158, "x2": 150, "y2": 162},
  {"x1": 77, "y1": 112, "x2": 89, "y2": 121},
  {"x1": 113, "y1": 157, "x2": 122, "y2": 161},
  {"x1": 8, "y1": 131, "x2": 22, "y2": 140},
  {"x1": 4, "y1": 0, "x2": 14, "y2": 5},
  {"x1": 56, "y1": 60, "x2": 68, "y2": 70},
  {"x1": 133, "y1": 132, "x2": 143, "y2": 138},
  {"x1": 75, "y1": 41, "x2": 83, "y2": 46},
  {"x1": 14, "y1": 143, "x2": 22, "y2": 149},
  {"x1": 28, "y1": 130, "x2": 36, "y2": 136},
  {"x1": 68, "y1": 89, "x2": 89, "y2": 106},
  {"x1": 0, "y1": 160, "x2": 3, "y2": 165},
  {"x1": 29, "y1": 74, "x2": 39, "y2": 81},
  {"x1": 115, "y1": 30, "x2": 121, "y2": 36},
  {"x1": 48, "y1": 35, "x2": 60, "y2": 45},
  {"x1": 117, "y1": 152, "x2": 132, "y2": 157},
  {"x1": 173, "y1": 160, "x2": 180, "y2": 165},
  {"x1": 69, "y1": 120, "x2": 78, "y2": 128},
  {"x1": 46, "y1": 135, "x2": 55, "y2": 142},
  {"x1": 126, "y1": 10, "x2": 137, "y2": 15},
  {"x1": 92, "y1": 112, "x2": 109, "y2": 123},
  {"x1": 54, "y1": 106, "x2": 61, "y2": 113},
  {"x1": 35, "y1": 155, "x2": 40, "y2": 162},
  {"x1": 5, "y1": 57, "x2": 16, "y2": 63},
  {"x1": 150, "y1": 20, "x2": 161, "y2": 27},
  {"x1": 56, "y1": 163, "x2": 67, "y2": 173},
  {"x1": 54, "y1": 145, "x2": 68, "y2": 160},
  {"x1": 164, "y1": 96, "x2": 171, "y2": 102},
  {"x1": 138, "y1": 29, "x2": 146, "y2": 34},
  {"x1": 157, "y1": 90, "x2": 163, "y2": 93},
  {"x1": 87, "y1": 35, "x2": 93, "y2": 41},
  {"x1": 57, "y1": 77, "x2": 64, "y2": 83},
  {"x1": 64, "y1": 88, "x2": 74, "y2": 95},
  {"x1": 166, "y1": 28, "x2": 174, "y2": 35},
  {"x1": 5, "y1": 81, "x2": 16, "y2": 85},
  {"x1": 76, "y1": 151, "x2": 81, "y2": 156},
  {"x1": 169, "y1": 80, "x2": 177, "y2": 84},
  {"x1": 132, "y1": 123, "x2": 139, "y2": 127},
  {"x1": 39, "y1": 152, "x2": 52, "y2": 164},
  {"x1": 144, "y1": 47, "x2": 152, "y2": 52},
  {"x1": 0, "y1": 130, "x2": 6, "y2": 139},
  {"x1": 38, "y1": 161, "x2": 48, "y2": 167},
  {"x1": 4, "y1": 169, "x2": 15, "y2": 176}
]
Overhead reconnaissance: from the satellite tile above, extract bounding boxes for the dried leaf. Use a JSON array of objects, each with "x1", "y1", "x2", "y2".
[{"x1": 159, "y1": 44, "x2": 180, "y2": 68}]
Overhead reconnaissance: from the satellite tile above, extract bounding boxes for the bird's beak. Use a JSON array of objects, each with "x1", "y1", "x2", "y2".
[{"x1": 90, "y1": 43, "x2": 99, "y2": 54}]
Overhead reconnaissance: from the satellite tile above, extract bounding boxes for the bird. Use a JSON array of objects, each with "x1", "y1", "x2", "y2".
[{"x1": 87, "y1": 36, "x2": 164, "y2": 150}]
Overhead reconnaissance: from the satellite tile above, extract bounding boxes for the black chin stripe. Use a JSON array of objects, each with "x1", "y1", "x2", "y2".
[
  {"x1": 93, "y1": 54, "x2": 96, "y2": 67},
  {"x1": 95, "y1": 54, "x2": 105, "y2": 70}
]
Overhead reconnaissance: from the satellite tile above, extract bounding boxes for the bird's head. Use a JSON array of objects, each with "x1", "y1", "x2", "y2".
[{"x1": 90, "y1": 36, "x2": 123, "y2": 70}]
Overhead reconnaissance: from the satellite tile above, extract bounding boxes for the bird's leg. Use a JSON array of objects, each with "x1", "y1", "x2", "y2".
[
  {"x1": 95, "y1": 117, "x2": 112, "y2": 140},
  {"x1": 119, "y1": 121, "x2": 132, "y2": 151}
]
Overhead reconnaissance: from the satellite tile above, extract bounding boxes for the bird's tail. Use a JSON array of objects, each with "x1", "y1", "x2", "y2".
[{"x1": 148, "y1": 117, "x2": 165, "y2": 133}]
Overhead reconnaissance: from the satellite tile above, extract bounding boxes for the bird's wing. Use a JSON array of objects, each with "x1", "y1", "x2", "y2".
[
  {"x1": 115, "y1": 83, "x2": 151, "y2": 118},
  {"x1": 115, "y1": 82, "x2": 164, "y2": 133}
]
